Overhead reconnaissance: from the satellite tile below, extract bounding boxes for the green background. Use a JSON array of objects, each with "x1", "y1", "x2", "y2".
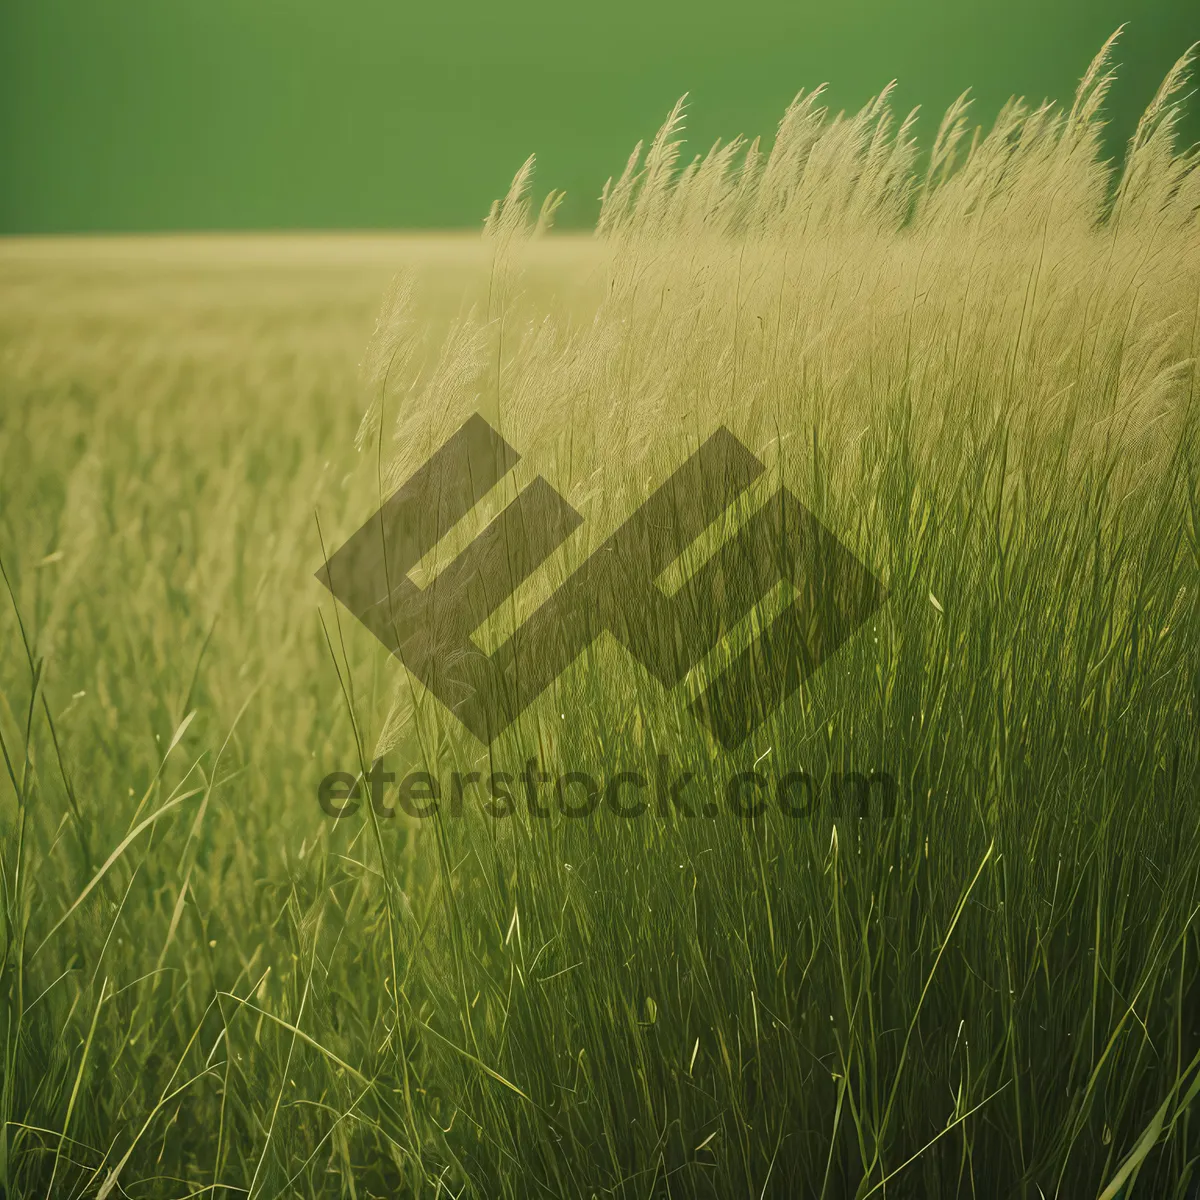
[{"x1": 0, "y1": 0, "x2": 1196, "y2": 234}]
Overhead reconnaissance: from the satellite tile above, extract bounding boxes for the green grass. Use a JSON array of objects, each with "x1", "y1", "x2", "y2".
[{"x1": 3, "y1": 36, "x2": 1200, "y2": 1198}]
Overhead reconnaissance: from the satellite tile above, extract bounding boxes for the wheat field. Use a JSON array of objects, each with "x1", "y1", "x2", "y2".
[{"x1": 2, "y1": 34, "x2": 1200, "y2": 1198}]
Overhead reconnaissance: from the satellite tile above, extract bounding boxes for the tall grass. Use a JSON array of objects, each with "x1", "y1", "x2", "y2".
[{"x1": 2, "y1": 32, "x2": 1200, "y2": 1197}]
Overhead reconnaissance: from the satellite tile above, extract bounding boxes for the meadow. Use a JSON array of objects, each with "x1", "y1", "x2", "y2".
[{"x1": 2, "y1": 33, "x2": 1200, "y2": 1198}]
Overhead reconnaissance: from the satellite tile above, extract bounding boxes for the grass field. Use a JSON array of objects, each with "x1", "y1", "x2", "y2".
[{"x1": 3, "y1": 36, "x2": 1200, "y2": 1198}]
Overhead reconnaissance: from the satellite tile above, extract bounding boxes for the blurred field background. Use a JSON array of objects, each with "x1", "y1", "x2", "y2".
[
  {"x1": 2, "y1": 1, "x2": 1198, "y2": 233},
  {"x1": 3, "y1": 17, "x2": 1200, "y2": 1200}
]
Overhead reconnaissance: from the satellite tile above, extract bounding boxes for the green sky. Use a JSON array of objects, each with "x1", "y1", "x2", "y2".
[{"x1": 1, "y1": 0, "x2": 1196, "y2": 233}]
